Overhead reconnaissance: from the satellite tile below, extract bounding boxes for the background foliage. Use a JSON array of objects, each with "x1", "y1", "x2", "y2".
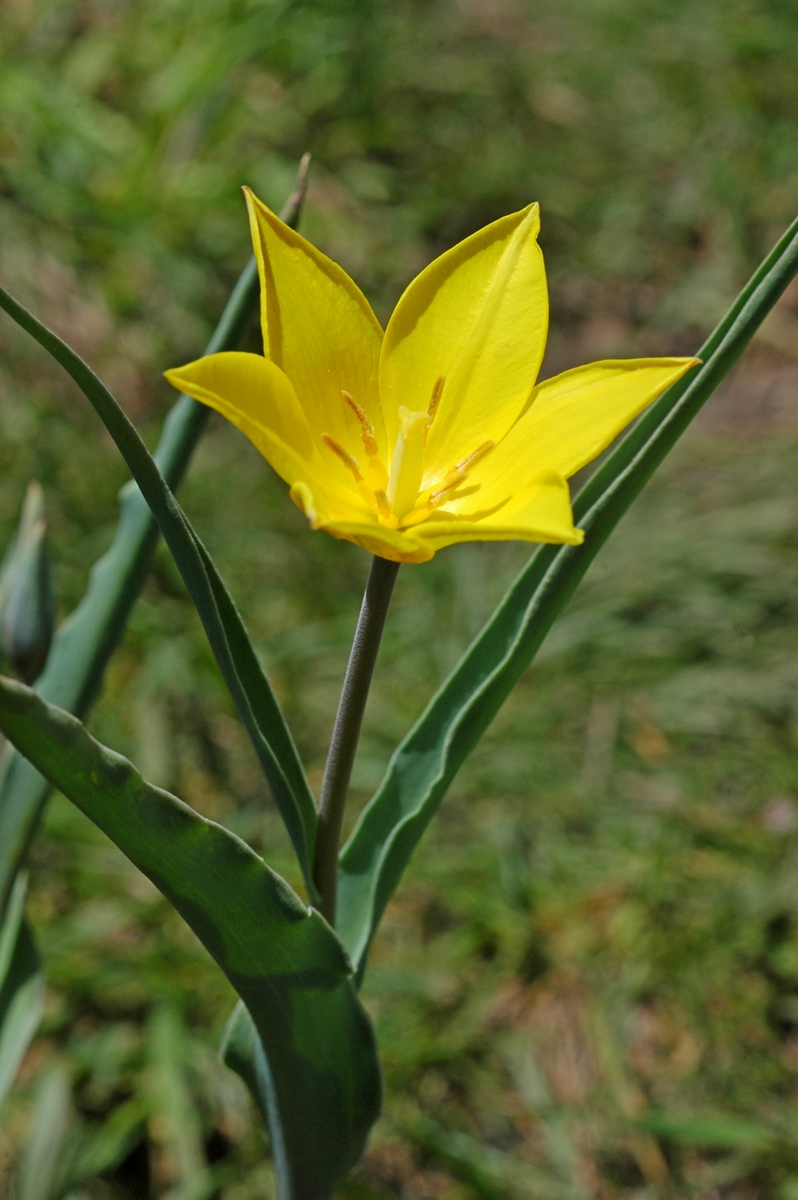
[{"x1": 3, "y1": 0, "x2": 798, "y2": 1196}]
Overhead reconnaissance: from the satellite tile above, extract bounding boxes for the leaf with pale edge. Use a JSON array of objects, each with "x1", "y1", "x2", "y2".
[
  {"x1": 338, "y1": 209, "x2": 798, "y2": 977},
  {"x1": 0, "y1": 674, "x2": 381, "y2": 1200},
  {"x1": 0, "y1": 159, "x2": 309, "y2": 919},
  {"x1": 0, "y1": 283, "x2": 317, "y2": 898}
]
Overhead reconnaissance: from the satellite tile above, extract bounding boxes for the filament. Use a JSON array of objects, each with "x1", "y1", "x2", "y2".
[
  {"x1": 342, "y1": 390, "x2": 379, "y2": 457},
  {"x1": 322, "y1": 433, "x2": 363, "y2": 482}
]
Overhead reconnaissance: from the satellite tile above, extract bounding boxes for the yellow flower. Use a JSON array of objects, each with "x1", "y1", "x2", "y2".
[{"x1": 165, "y1": 190, "x2": 698, "y2": 564}]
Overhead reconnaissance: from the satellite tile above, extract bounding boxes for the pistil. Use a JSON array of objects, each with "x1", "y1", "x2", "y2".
[
  {"x1": 328, "y1": 388, "x2": 496, "y2": 532},
  {"x1": 386, "y1": 406, "x2": 428, "y2": 519}
]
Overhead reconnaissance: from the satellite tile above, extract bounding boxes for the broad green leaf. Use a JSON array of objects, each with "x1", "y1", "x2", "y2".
[
  {"x1": 0, "y1": 166, "x2": 309, "y2": 918},
  {"x1": 337, "y1": 210, "x2": 798, "y2": 976},
  {"x1": 0, "y1": 873, "x2": 44, "y2": 1109},
  {"x1": 219, "y1": 1000, "x2": 264, "y2": 1118},
  {"x1": 0, "y1": 266, "x2": 256, "y2": 918},
  {"x1": 0, "y1": 281, "x2": 318, "y2": 897},
  {"x1": 0, "y1": 674, "x2": 381, "y2": 1200}
]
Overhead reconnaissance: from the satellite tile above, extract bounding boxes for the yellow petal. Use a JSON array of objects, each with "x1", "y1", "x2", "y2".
[
  {"x1": 463, "y1": 357, "x2": 700, "y2": 507},
  {"x1": 417, "y1": 471, "x2": 582, "y2": 553},
  {"x1": 164, "y1": 351, "x2": 359, "y2": 511},
  {"x1": 289, "y1": 481, "x2": 433, "y2": 563},
  {"x1": 245, "y1": 188, "x2": 385, "y2": 459},
  {"x1": 379, "y1": 204, "x2": 547, "y2": 484},
  {"x1": 165, "y1": 350, "x2": 311, "y2": 459},
  {"x1": 289, "y1": 478, "x2": 377, "y2": 529},
  {"x1": 316, "y1": 518, "x2": 434, "y2": 564}
]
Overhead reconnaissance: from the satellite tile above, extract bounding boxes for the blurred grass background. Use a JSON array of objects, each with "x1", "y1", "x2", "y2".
[{"x1": 3, "y1": 0, "x2": 798, "y2": 1197}]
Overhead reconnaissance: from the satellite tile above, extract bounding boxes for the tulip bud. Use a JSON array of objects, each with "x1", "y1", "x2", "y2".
[{"x1": 0, "y1": 482, "x2": 55, "y2": 684}]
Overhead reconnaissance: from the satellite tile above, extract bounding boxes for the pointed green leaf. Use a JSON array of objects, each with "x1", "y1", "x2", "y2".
[
  {"x1": 0, "y1": 483, "x2": 55, "y2": 685},
  {"x1": 0, "y1": 674, "x2": 381, "y2": 1200},
  {"x1": 0, "y1": 164, "x2": 309, "y2": 917},
  {"x1": 338, "y1": 210, "x2": 798, "y2": 976},
  {"x1": 0, "y1": 282, "x2": 318, "y2": 897}
]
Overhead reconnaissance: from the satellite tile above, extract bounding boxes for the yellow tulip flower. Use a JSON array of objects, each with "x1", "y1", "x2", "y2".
[{"x1": 165, "y1": 190, "x2": 698, "y2": 564}]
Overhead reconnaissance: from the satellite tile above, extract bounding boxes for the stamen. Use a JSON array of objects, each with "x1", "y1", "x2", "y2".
[
  {"x1": 374, "y1": 489, "x2": 392, "y2": 519},
  {"x1": 400, "y1": 504, "x2": 432, "y2": 528},
  {"x1": 427, "y1": 440, "x2": 496, "y2": 507},
  {"x1": 321, "y1": 433, "x2": 362, "y2": 482},
  {"x1": 374, "y1": 490, "x2": 399, "y2": 529},
  {"x1": 424, "y1": 375, "x2": 445, "y2": 447},
  {"x1": 429, "y1": 472, "x2": 467, "y2": 507},
  {"x1": 427, "y1": 375, "x2": 445, "y2": 425},
  {"x1": 456, "y1": 439, "x2": 494, "y2": 473},
  {"x1": 342, "y1": 391, "x2": 379, "y2": 457},
  {"x1": 368, "y1": 457, "x2": 389, "y2": 492}
]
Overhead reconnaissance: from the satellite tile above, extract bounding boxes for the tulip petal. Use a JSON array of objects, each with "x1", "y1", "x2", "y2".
[
  {"x1": 165, "y1": 351, "x2": 357, "y2": 510},
  {"x1": 288, "y1": 481, "x2": 433, "y2": 563},
  {"x1": 462, "y1": 357, "x2": 700, "y2": 508},
  {"x1": 166, "y1": 351, "x2": 311, "y2": 459},
  {"x1": 245, "y1": 189, "x2": 385, "y2": 459},
  {"x1": 417, "y1": 471, "x2": 582, "y2": 552},
  {"x1": 315, "y1": 520, "x2": 433, "y2": 564},
  {"x1": 380, "y1": 204, "x2": 547, "y2": 484}
]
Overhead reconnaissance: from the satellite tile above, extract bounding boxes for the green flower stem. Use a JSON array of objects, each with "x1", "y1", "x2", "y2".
[{"x1": 313, "y1": 555, "x2": 400, "y2": 923}]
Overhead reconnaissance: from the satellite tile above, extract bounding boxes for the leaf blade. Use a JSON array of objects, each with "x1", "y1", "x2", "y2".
[
  {"x1": 0, "y1": 166, "x2": 309, "y2": 916},
  {"x1": 0, "y1": 282, "x2": 318, "y2": 895},
  {"x1": 337, "y1": 210, "x2": 798, "y2": 975},
  {"x1": 0, "y1": 674, "x2": 381, "y2": 1200}
]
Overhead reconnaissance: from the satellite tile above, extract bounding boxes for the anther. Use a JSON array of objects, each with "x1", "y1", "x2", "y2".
[
  {"x1": 456, "y1": 440, "x2": 494, "y2": 473},
  {"x1": 427, "y1": 375, "x2": 445, "y2": 423},
  {"x1": 342, "y1": 391, "x2": 379, "y2": 457},
  {"x1": 321, "y1": 433, "x2": 362, "y2": 482},
  {"x1": 427, "y1": 442, "x2": 495, "y2": 508},
  {"x1": 429, "y1": 473, "x2": 467, "y2": 507}
]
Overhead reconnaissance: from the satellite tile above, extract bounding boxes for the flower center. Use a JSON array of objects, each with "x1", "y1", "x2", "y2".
[
  {"x1": 320, "y1": 376, "x2": 495, "y2": 530},
  {"x1": 386, "y1": 406, "x2": 428, "y2": 519}
]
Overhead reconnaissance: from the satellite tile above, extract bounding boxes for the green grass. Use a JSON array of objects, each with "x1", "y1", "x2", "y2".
[{"x1": 4, "y1": 0, "x2": 798, "y2": 1196}]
